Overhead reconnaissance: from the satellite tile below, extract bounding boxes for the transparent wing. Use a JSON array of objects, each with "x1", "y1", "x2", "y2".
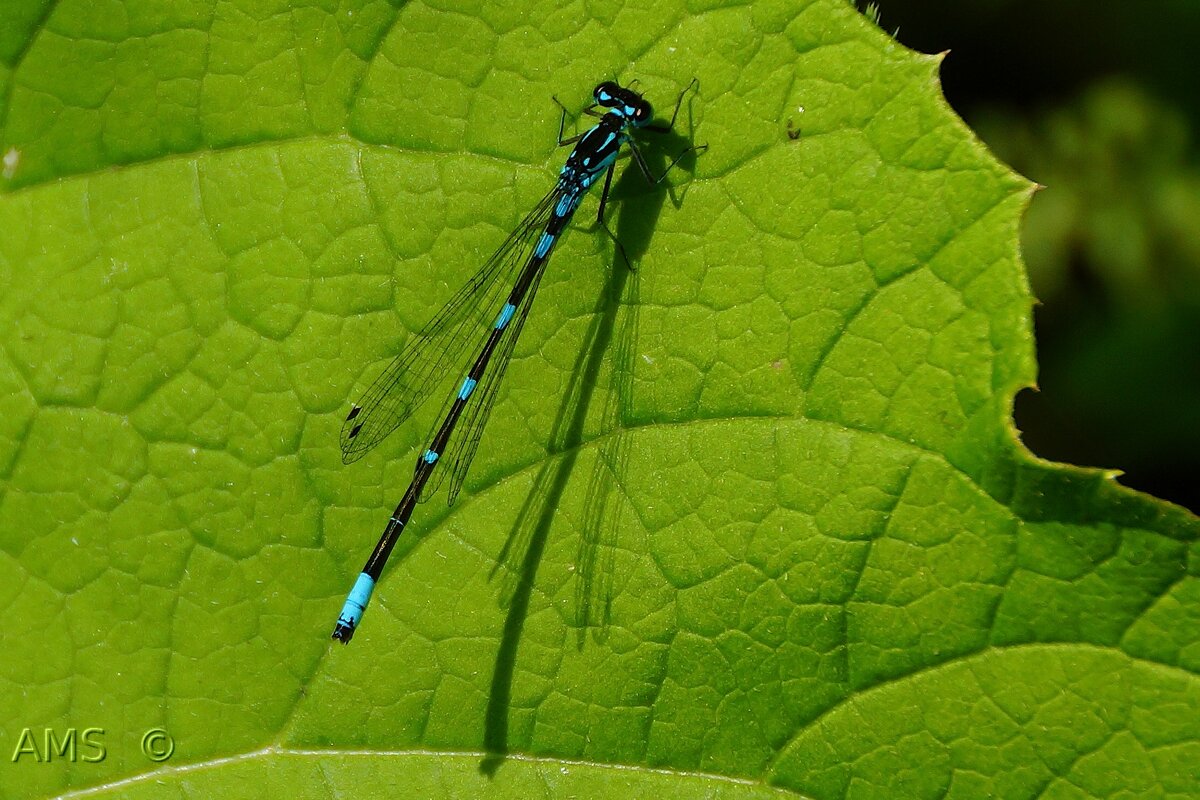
[
  {"x1": 419, "y1": 257, "x2": 550, "y2": 504},
  {"x1": 340, "y1": 188, "x2": 561, "y2": 464}
]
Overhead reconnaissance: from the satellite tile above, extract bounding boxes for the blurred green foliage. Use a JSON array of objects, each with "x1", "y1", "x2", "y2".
[
  {"x1": 874, "y1": 0, "x2": 1200, "y2": 511},
  {"x1": 978, "y1": 82, "x2": 1200, "y2": 510},
  {"x1": 976, "y1": 81, "x2": 1200, "y2": 309}
]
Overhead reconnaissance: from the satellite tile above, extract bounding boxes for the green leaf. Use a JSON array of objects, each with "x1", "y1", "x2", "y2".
[{"x1": 1, "y1": 1, "x2": 1196, "y2": 798}]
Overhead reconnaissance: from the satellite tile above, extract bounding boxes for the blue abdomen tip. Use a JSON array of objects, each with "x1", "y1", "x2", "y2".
[{"x1": 337, "y1": 572, "x2": 376, "y2": 628}]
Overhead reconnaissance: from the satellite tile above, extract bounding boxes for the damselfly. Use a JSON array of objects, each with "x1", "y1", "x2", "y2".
[{"x1": 332, "y1": 79, "x2": 703, "y2": 643}]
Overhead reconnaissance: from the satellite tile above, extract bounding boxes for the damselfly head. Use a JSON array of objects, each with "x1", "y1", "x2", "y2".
[{"x1": 592, "y1": 81, "x2": 653, "y2": 127}]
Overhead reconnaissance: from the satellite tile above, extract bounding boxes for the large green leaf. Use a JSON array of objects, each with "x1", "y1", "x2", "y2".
[{"x1": 1, "y1": 1, "x2": 1196, "y2": 798}]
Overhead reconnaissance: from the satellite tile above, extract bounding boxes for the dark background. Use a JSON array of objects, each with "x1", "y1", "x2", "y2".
[{"x1": 871, "y1": 0, "x2": 1200, "y2": 513}]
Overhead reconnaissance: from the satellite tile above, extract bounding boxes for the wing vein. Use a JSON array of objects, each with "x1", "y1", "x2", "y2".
[{"x1": 339, "y1": 186, "x2": 561, "y2": 464}]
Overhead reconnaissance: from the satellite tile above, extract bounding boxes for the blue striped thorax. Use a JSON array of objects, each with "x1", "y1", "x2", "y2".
[{"x1": 559, "y1": 82, "x2": 657, "y2": 195}]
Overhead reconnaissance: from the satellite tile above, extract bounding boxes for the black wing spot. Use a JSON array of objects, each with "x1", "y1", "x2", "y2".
[
  {"x1": 349, "y1": 422, "x2": 363, "y2": 439},
  {"x1": 346, "y1": 405, "x2": 362, "y2": 421}
]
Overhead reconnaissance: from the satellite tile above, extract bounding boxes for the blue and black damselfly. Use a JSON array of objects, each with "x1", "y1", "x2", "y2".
[{"x1": 332, "y1": 79, "x2": 704, "y2": 643}]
